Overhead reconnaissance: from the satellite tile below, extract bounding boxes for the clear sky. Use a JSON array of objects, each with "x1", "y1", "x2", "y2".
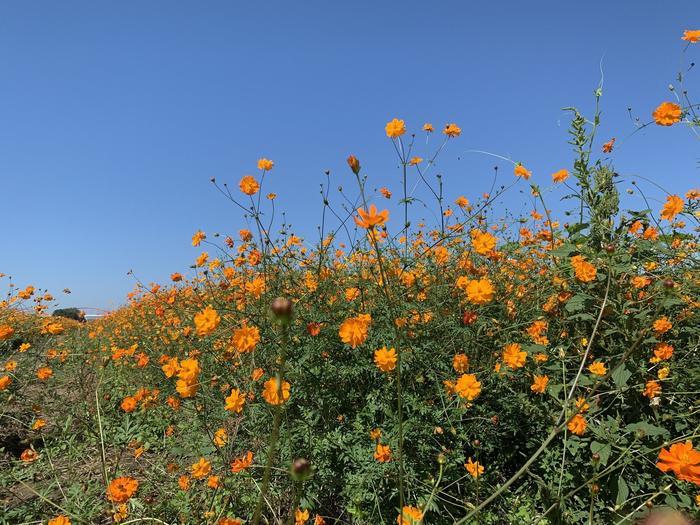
[{"x1": 2, "y1": 1, "x2": 698, "y2": 311}]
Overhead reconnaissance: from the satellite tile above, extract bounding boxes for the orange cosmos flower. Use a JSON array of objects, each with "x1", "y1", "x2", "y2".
[
  {"x1": 213, "y1": 428, "x2": 228, "y2": 447},
  {"x1": 290, "y1": 509, "x2": 308, "y2": 525},
  {"x1": 191, "y1": 230, "x2": 206, "y2": 247},
  {"x1": 470, "y1": 229, "x2": 497, "y2": 255},
  {"x1": 345, "y1": 287, "x2": 360, "y2": 301},
  {"x1": 575, "y1": 397, "x2": 590, "y2": 413},
  {"x1": 107, "y1": 476, "x2": 139, "y2": 503},
  {"x1": 43, "y1": 322, "x2": 64, "y2": 335},
  {"x1": 194, "y1": 306, "x2": 220, "y2": 336},
  {"x1": 602, "y1": 138, "x2": 616, "y2": 153},
  {"x1": 0, "y1": 375, "x2": 12, "y2": 390},
  {"x1": 177, "y1": 358, "x2": 200, "y2": 382},
  {"x1": 408, "y1": 156, "x2": 423, "y2": 166},
  {"x1": 374, "y1": 443, "x2": 392, "y2": 462},
  {"x1": 257, "y1": 158, "x2": 274, "y2": 171},
  {"x1": 225, "y1": 388, "x2": 246, "y2": 413},
  {"x1": 121, "y1": 396, "x2": 137, "y2": 413},
  {"x1": 588, "y1": 361, "x2": 607, "y2": 376},
  {"x1": 462, "y1": 278, "x2": 495, "y2": 305},
  {"x1": 631, "y1": 275, "x2": 651, "y2": 289},
  {"x1": 464, "y1": 457, "x2": 484, "y2": 478},
  {"x1": 652, "y1": 102, "x2": 682, "y2": 126},
  {"x1": 643, "y1": 226, "x2": 659, "y2": 240},
  {"x1": 36, "y1": 367, "x2": 53, "y2": 380},
  {"x1": 443, "y1": 123, "x2": 461, "y2": 137},
  {"x1": 0, "y1": 325, "x2": 15, "y2": 340},
  {"x1": 643, "y1": 380, "x2": 662, "y2": 399},
  {"x1": 453, "y1": 353, "x2": 469, "y2": 373},
  {"x1": 455, "y1": 373, "x2": 481, "y2": 400},
  {"x1": 422, "y1": 123, "x2": 434, "y2": 133},
  {"x1": 239, "y1": 175, "x2": 260, "y2": 195},
  {"x1": 355, "y1": 204, "x2": 389, "y2": 229},
  {"x1": 514, "y1": 164, "x2": 531, "y2": 180},
  {"x1": 231, "y1": 324, "x2": 260, "y2": 353},
  {"x1": 20, "y1": 448, "x2": 38, "y2": 462},
  {"x1": 380, "y1": 187, "x2": 392, "y2": 199},
  {"x1": 195, "y1": 252, "x2": 209, "y2": 266},
  {"x1": 502, "y1": 343, "x2": 527, "y2": 369},
  {"x1": 385, "y1": 118, "x2": 406, "y2": 138},
  {"x1": 526, "y1": 320, "x2": 549, "y2": 346},
  {"x1": 161, "y1": 356, "x2": 180, "y2": 378},
  {"x1": 178, "y1": 475, "x2": 190, "y2": 490},
  {"x1": 230, "y1": 450, "x2": 254, "y2": 473},
  {"x1": 207, "y1": 475, "x2": 220, "y2": 489},
  {"x1": 551, "y1": 169, "x2": 569, "y2": 183},
  {"x1": 191, "y1": 457, "x2": 212, "y2": 479},
  {"x1": 306, "y1": 322, "x2": 321, "y2": 336},
  {"x1": 176, "y1": 358, "x2": 200, "y2": 398},
  {"x1": 455, "y1": 196, "x2": 470, "y2": 208},
  {"x1": 653, "y1": 316, "x2": 672, "y2": 335},
  {"x1": 397, "y1": 506, "x2": 423, "y2": 525},
  {"x1": 374, "y1": 347, "x2": 397, "y2": 372},
  {"x1": 660, "y1": 195, "x2": 684, "y2": 221},
  {"x1": 531, "y1": 374, "x2": 549, "y2": 394},
  {"x1": 571, "y1": 255, "x2": 597, "y2": 283},
  {"x1": 218, "y1": 519, "x2": 243, "y2": 525},
  {"x1": 653, "y1": 343, "x2": 674, "y2": 361},
  {"x1": 262, "y1": 377, "x2": 291, "y2": 405},
  {"x1": 567, "y1": 414, "x2": 587, "y2": 436},
  {"x1": 338, "y1": 313, "x2": 371, "y2": 348},
  {"x1": 682, "y1": 30, "x2": 700, "y2": 43},
  {"x1": 48, "y1": 517, "x2": 71, "y2": 525},
  {"x1": 656, "y1": 441, "x2": 700, "y2": 485}
]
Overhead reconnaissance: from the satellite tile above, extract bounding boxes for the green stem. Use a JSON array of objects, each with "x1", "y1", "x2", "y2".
[{"x1": 252, "y1": 321, "x2": 290, "y2": 525}]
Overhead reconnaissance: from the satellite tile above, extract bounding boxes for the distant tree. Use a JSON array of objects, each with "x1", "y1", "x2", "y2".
[{"x1": 52, "y1": 308, "x2": 86, "y2": 323}]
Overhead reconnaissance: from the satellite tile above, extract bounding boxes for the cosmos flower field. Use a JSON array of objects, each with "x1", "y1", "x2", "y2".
[{"x1": 1, "y1": 30, "x2": 700, "y2": 525}]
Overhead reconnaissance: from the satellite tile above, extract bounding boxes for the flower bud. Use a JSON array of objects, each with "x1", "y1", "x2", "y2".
[
  {"x1": 290, "y1": 458, "x2": 313, "y2": 481},
  {"x1": 271, "y1": 297, "x2": 293, "y2": 322},
  {"x1": 347, "y1": 155, "x2": 361, "y2": 175}
]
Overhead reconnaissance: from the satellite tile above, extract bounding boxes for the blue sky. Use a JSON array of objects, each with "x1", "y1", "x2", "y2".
[{"x1": 1, "y1": 1, "x2": 698, "y2": 311}]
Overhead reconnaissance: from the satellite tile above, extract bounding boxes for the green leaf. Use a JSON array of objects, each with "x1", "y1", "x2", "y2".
[
  {"x1": 565, "y1": 294, "x2": 587, "y2": 313},
  {"x1": 616, "y1": 477, "x2": 629, "y2": 507},
  {"x1": 590, "y1": 441, "x2": 611, "y2": 465},
  {"x1": 661, "y1": 297, "x2": 684, "y2": 308},
  {"x1": 551, "y1": 243, "x2": 576, "y2": 257},
  {"x1": 611, "y1": 366, "x2": 631, "y2": 388},
  {"x1": 625, "y1": 422, "x2": 669, "y2": 438}
]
